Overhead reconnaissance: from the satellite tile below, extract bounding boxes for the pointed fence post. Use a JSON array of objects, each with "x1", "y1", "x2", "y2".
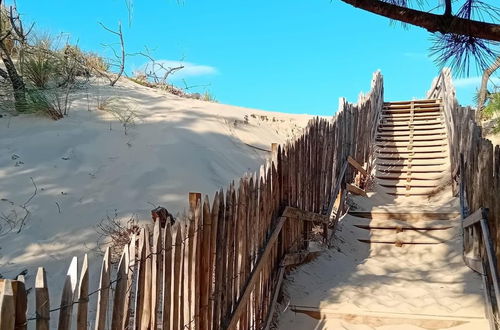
[
  {"x1": 95, "y1": 248, "x2": 110, "y2": 330},
  {"x1": 111, "y1": 247, "x2": 129, "y2": 330},
  {"x1": 14, "y1": 275, "x2": 27, "y2": 330},
  {"x1": 35, "y1": 268, "x2": 50, "y2": 330},
  {"x1": 58, "y1": 257, "x2": 78, "y2": 330},
  {"x1": 0, "y1": 279, "x2": 15, "y2": 330},
  {"x1": 76, "y1": 254, "x2": 89, "y2": 330}
]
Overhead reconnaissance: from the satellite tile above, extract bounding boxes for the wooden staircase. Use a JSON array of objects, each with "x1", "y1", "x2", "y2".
[
  {"x1": 375, "y1": 99, "x2": 449, "y2": 197},
  {"x1": 354, "y1": 99, "x2": 458, "y2": 246}
]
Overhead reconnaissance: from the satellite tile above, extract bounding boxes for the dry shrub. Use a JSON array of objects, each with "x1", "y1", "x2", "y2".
[{"x1": 96, "y1": 210, "x2": 141, "y2": 264}]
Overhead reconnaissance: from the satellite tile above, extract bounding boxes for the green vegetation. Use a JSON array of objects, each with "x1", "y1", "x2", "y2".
[{"x1": 482, "y1": 90, "x2": 500, "y2": 134}]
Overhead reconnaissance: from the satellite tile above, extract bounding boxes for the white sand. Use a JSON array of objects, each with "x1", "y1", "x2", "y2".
[
  {"x1": 278, "y1": 189, "x2": 488, "y2": 330},
  {"x1": 0, "y1": 78, "x2": 315, "y2": 318}
]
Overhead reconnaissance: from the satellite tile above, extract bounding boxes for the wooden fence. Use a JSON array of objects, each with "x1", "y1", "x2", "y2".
[
  {"x1": 428, "y1": 68, "x2": 500, "y2": 328},
  {"x1": 0, "y1": 71, "x2": 383, "y2": 330}
]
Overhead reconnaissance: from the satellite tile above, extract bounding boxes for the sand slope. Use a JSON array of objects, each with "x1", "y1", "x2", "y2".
[{"x1": 0, "y1": 78, "x2": 314, "y2": 309}]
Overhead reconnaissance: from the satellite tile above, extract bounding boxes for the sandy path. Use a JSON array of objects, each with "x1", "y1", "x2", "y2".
[{"x1": 278, "y1": 192, "x2": 488, "y2": 330}]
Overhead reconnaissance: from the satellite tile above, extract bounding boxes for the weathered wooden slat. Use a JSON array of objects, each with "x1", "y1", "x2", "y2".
[
  {"x1": 111, "y1": 247, "x2": 129, "y2": 330},
  {"x1": 14, "y1": 276, "x2": 27, "y2": 330},
  {"x1": 150, "y1": 220, "x2": 161, "y2": 329},
  {"x1": 76, "y1": 255, "x2": 88, "y2": 330},
  {"x1": 58, "y1": 256, "x2": 78, "y2": 330},
  {"x1": 0, "y1": 279, "x2": 15, "y2": 330},
  {"x1": 172, "y1": 222, "x2": 183, "y2": 330},
  {"x1": 189, "y1": 192, "x2": 202, "y2": 330},
  {"x1": 124, "y1": 233, "x2": 136, "y2": 330},
  {"x1": 162, "y1": 223, "x2": 172, "y2": 330},
  {"x1": 200, "y1": 195, "x2": 212, "y2": 330},
  {"x1": 141, "y1": 226, "x2": 152, "y2": 329},
  {"x1": 35, "y1": 268, "x2": 50, "y2": 330},
  {"x1": 134, "y1": 229, "x2": 146, "y2": 330},
  {"x1": 95, "y1": 248, "x2": 110, "y2": 330}
]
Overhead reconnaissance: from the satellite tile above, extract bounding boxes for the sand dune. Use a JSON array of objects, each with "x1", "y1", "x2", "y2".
[{"x1": 0, "y1": 78, "x2": 315, "y2": 300}]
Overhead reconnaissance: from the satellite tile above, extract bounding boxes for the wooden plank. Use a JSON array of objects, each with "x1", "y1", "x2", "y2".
[
  {"x1": 213, "y1": 190, "x2": 226, "y2": 329},
  {"x1": 95, "y1": 248, "x2": 110, "y2": 330},
  {"x1": 76, "y1": 255, "x2": 89, "y2": 330},
  {"x1": 200, "y1": 195, "x2": 212, "y2": 330},
  {"x1": 35, "y1": 268, "x2": 50, "y2": 330},
  {"x1": 150, "y1": 220, "x2": 161, "y2": 329},
  {"x1": 134, "y1": 228, "x2": 146, "y2": 330},
  {"x1": 162, "y1": 223, "x2": 172, "y2": 330},
  {"x1": 226, "y1": 217, "x2": 286, "y2": 330},
  {"x1": 58, "y1": 256, "x2": 77, "y2": 330},
  {"x1": 224, "y1": 187, "x2": 235, "y2": 323},
  {"x1": 111, "y1": 247, "x2": 129, "y2": 330},
  {"x1": 189, "y1": 192, "x2": 202, "y2": 330},
  {"x1": 124, "y1": 234, "x2": 136, "y2": 330},
  {"x1": 14, "y1": 276, "x2": 27, "y2": 330},
  {"x1": 282, "y1": 206, "x2": 329, "y2": 224},
  {"x1": 347, "y1": 155, "x2": 368, "y2": 177},
  {"x1": 141, "y1": 226, "x2": 152, "y2": 329},
  {"x1": 182, "y1": 217, "x2": 191, "y2": 328},
  {"x1": 172, "y1": 223, "x2": 183, "y2": 330},
  {"x1": 0, "y1": 279, "x2": 15, "y2": 330},
  {"x1": 346, "y1": 183, "x2": 368, "y2": 197},
  {"x1": 348, "y1": 211, "x2": 460, "y2": 221},
  {"x1": 463, "y1": 208, "x2": 485, "y2": 228}
]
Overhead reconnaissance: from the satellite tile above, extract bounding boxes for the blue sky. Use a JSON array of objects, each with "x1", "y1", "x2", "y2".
[{"x1": 16, "y1": 0, "x2": 488, "y2": 115}]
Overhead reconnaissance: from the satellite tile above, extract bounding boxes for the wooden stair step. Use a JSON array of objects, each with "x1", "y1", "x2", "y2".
[
  {"x1": 377, "y1": 178, "x2": 442, "y2": 187},
  {"x1": 376, "y1": 146, "x2": 448, "y2": 153},
  {"x1": 383, "y1": 99, "x2": 440, "y2": 105},
  {"x1": 378, "y1": 125, "x2": 445, "y2": 131},
  {"x1": 375, "y1": 158, "x2": 447, "y2": 166},
  {"x1": 382, "y1": 108, "x2": 441, "y2": 115},
  {"x1": 381, "y1": 113, "x2": 442, "y2": 120},
  {"x1": 384, "y1": 101, "x2": 440, "y2": 106},
  {"x1": 376, "y1": 141, "x2": 448, "y2": 148},
  {"x1": 377, "y1": 130, "x2": 447, "y2": 137},
  {"x1": 376, "y1": 153, "x2": 447, "y2": 160},
  {"x1": 375, "y1": 173, "x2": 445, "y2": 180},
  {"x1": 353, "y1": 219, "x2": 454, "y2": 230},
  {"x1": 376, "y1": 135, "x2": 447, "y2": 142},
  {"x1": 348, "y1": 211, "x2": 460, "y2": 221},
  {"x1": 383, "y1": 102, "x2": 440, "y2": 108},
  {"x1": 357, "y1": 229, "x2": 453, "y2": 244},
  {"x1": 380, "y1": 120, "x2": 444, "y2": 127},
  {"x1": 376, "y1": 166, "x2": 446, "y2": 174}
]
